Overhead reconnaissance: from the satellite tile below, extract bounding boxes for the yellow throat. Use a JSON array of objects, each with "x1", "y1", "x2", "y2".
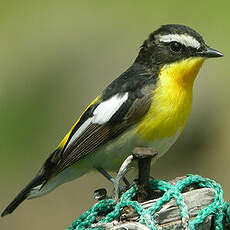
[{"x1": 136, "y1": 57, "x2": 205, "y2": 140}]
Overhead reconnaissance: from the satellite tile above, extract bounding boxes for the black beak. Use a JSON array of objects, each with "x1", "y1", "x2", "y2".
[{"x1": 198, "y1": 47, "x2": 223, "y2": 58}]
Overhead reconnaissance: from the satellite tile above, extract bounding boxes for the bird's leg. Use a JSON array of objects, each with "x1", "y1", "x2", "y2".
[
  {"x1": 96, "y1": 168, "x2": 129, "y2": 186},
  {"x1": 93, "y1": 168, "x2": 114, "y2": 200},
  {"x1": 97, "y1": 168, "x2": 115, "y2": 183},
  {"x1": 95, "y1": 167, "x2": 131, "y2": 201},
  {"x1": 122, "y1": 176, "x2": 130, "y2": 187},
  {"x1": 113, "y1": 155, "x2": 135, "y2": 201},
  {"x1": 96, "y1": 147, "x2": 157, "y2": 202}
]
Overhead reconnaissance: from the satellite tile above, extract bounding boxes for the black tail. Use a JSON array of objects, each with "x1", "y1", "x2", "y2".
[{"x1": 1, "y1": 175, "x2": 45, "y2": 217}]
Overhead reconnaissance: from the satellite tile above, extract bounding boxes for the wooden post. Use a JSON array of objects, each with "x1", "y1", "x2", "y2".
[{"x1": 132, "y1": 147, "x2": 158, "y2": 203}]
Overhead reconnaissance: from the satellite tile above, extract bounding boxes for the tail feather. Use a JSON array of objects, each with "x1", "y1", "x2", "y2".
[{"x1": 1, "y1": 175, "x2": 45, "y2": 217}]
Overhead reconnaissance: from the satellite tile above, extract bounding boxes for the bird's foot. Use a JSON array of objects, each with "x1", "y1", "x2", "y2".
[{"x1": 95, "y1": 168, "x2": 130, "y2": 201}]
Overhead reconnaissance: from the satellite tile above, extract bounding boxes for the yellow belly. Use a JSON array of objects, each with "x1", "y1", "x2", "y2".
[
  {"x1": 136, "y1": 57, "x2": 204, "y2": 141},
  {"x1": 34, "y1": 58, "x2": 205, "y2": 198}
]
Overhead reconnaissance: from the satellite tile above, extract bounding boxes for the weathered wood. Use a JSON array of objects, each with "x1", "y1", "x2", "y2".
[
  {"x1": 90, "y1": 149, "x2": 228, "y2": 229},
  {"x1": 91, "y1": 186, "x2": 215, "y2": 230},
  {"x1": 120, "y1": 187, "x2": 214, "y2": 229}
]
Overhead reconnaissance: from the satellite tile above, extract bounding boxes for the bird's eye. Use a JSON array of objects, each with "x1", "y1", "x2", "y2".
[{"x1": 169, "y1": 41, "x2": 182, "y2": 52}]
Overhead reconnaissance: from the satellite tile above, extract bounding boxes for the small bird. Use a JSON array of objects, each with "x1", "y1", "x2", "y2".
[{"x1": 2, "y1": 24, "x2": 223, "y2": 217}]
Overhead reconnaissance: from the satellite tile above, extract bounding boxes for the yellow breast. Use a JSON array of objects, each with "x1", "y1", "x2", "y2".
[{"x1": 136, "y1": 57, "x2": 204, "y2": 141}]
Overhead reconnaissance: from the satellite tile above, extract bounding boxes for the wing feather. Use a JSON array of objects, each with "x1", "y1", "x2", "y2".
[
  {"x1": 48, "y1": 91, "x2": 152, "y2": 178},
  {"x1": 43, "y1": 60, "x2": 157, "y2": 180}
]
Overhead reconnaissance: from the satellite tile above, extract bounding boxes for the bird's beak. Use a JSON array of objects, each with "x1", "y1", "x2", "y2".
[{"x1": 198, "y1": 47, "x2": 224, "y2": 58}]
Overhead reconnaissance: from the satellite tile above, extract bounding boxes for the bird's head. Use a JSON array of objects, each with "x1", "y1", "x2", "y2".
[
  {"x1": 135, "y1": 24, "x2": 223, "y2": 87},
  {"x1": 136, "y1": 24, "x2": 223, "y2": 68}
]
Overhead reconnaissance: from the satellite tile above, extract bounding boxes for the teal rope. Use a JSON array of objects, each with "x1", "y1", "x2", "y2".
[{"x1": 67, "y1": 175, "x2": 230, "y2": 230}]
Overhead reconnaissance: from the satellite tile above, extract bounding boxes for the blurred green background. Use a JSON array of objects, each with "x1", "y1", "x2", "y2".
[{"x1": 1, "y1": 0, "x2": 229, "y2": 229}]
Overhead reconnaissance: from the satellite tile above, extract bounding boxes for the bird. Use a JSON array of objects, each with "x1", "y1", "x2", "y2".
[{"x1": 2, "y1": 24, "x2": 223, "y2": 217}]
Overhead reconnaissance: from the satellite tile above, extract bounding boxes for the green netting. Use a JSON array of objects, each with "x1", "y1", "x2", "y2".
[{"x1": 67, "y1": 175, "x2": 230, "y2": 230}]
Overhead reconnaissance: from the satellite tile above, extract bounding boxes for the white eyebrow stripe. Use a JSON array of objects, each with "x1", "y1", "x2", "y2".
[{"x1": 159, "y1": 34, "x2": 201, "y2": 49}]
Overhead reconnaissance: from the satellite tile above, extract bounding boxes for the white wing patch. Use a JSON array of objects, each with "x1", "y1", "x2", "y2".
[
  {"x1": 93, "y1": 93, "x2": 128, "y2": 125},
  {"x1": 65, "y1": 93, "x2": 129, "y2": 150},
  {"x1": 66, "y1": 118, "x2": 93, "y2": 149},
  {"x1": 159, "y1": 34, "x2": 200, "y2": 49}
]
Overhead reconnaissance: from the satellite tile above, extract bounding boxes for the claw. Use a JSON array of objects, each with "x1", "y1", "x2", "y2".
[{"x1": 93, "y1": 188, "x2": 107, "y2": 201}]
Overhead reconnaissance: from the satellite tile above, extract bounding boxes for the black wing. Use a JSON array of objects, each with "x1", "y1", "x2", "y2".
[
  {"x1": 52, "y1": 91, "x2": 152, "y2": 177},
  {"x1": 44, "y1": 64, "x2": 156, "y2": 179}
]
